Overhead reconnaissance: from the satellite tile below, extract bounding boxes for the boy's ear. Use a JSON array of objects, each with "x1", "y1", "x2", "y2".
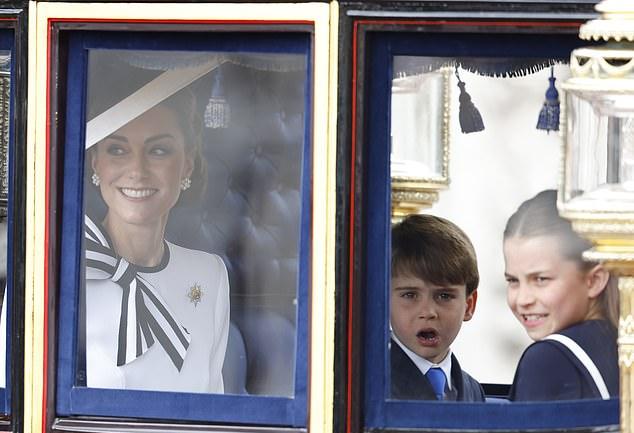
[
  {"x1": 463, "y1": 289, "x2": 477, "y2": 321},
  {"x1": 586, "y1": 264, "x2": 610, "y2": 299}
]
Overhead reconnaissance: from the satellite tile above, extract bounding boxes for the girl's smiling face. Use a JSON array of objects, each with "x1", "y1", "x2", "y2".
[
  {"x1": 504, "y1": 235, "x2": 605, "y2": 340},
  {"x1": 91, "y1": 104, "x2": 194, "y2": 229}
]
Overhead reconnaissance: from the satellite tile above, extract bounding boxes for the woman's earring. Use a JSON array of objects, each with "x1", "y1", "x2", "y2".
[
  {"x1": 91, "y1": 173, "x2": 100, "y2": 186},
  {"x1": 180, "y1": 177, "x2": 192, "y2": 191}
]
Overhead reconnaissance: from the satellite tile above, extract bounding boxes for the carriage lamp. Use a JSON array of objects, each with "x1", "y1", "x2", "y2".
[
  {"x1": 559, "y1": 0, "x2": 634, "y2": 430},
  {"x1": 390, "y1": 66, "x2": 451, "y2": 222}
]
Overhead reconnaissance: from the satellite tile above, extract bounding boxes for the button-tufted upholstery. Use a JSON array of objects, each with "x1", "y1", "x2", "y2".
[{"x1": 166, "y1": 61, "x2": 305, "y2": 396}]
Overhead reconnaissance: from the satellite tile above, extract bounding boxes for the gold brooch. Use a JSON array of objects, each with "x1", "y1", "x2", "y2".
[{"x1": 187, "y1": 283, "x2": 203, "y2": 307}]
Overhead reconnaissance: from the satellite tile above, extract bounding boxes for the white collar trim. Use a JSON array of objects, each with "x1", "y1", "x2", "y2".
[{"x1": 391, "y1": 332, "x2": 453, "y2": 390}]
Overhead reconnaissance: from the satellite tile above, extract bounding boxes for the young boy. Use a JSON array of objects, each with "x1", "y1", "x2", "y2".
[{"x1": 390, "y1": 214, "x2": 484, "y2": 401}]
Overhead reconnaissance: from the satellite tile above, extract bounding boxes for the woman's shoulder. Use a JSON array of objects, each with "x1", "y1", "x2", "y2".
[{"x1": 165, "y1": 241, "x2": 227, "y2": 269}]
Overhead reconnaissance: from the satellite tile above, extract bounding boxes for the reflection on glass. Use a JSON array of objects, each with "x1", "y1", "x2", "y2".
[
  {"x1": 564, "y1": 90, "x2": 634, "y2": 210},
  {"x1": 564, "y1": 93, "x2": 608, "y2": 203},
  {"x1": 81, "y1": 50, "x2": 306, "y2": 396},
  {"x1": 0, "y1": 50, "x2": 9, "y2": 391},
  {"x1": 391, "y1": 59, "x2": 448, "y2": 180},
  {"x1": 390, "y1": 57, "x2": 450, "y2": 219},
  {"x1": 619, "y1": 118, "x2": 634, "y2": 187},
  {"x1": 389, "y1": 57, "x2": 573, "y2": 400}
]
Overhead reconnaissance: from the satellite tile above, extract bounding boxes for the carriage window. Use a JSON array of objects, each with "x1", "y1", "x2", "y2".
[
  {"x1": 81, "y1": 49, "x2": 305, "y2": 397},
  {"x1": 55, "y1": 29, "x2": 313, "y2": 426},
  {"x1": 389, "y1": 57, "x2": 568, "y2": 393},
  {"x1": 357, "y1": 27, "x2": 619, "y2": 430}
]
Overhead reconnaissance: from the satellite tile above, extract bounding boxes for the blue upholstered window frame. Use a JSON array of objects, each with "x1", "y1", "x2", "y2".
[
  {"x1": 363, "y1": 29, "x2": 619, "y2": 430},
  {"x1": 0, "y1": 27, "x2": 15, "y2": 416},
  {"x1": 56, "y1": 29, "x2": 312, "y2": 427}
]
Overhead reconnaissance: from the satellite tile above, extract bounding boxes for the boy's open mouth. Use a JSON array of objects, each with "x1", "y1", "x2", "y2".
[{"x1": 417, "y1": 329, "x2": 440, "y2": 346}]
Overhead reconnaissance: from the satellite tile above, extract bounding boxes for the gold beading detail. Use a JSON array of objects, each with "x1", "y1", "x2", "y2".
[
  {"x1": 621, "y1": 345, "x2": 634, "y2": 368},
  {"x1": 391, "y1": 190, "x2": 439, "y2": 222},
  {"x1": 572, "y1": 220, "x2": 634, "y2": 236},
  {"x1": 391, "y1": 190, "x2": 439, "y2": 203},
  {"x1": 441, "y1": 67, "x2": 451, "y2": 181},
  {"x1": 622, "y1": 315, "x2": 634, "y2": 338}
]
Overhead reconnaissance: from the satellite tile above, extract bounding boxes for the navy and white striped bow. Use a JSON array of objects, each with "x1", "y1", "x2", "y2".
[{"x1": 84, "y1": 215, "x2": 190, "y2": 371}]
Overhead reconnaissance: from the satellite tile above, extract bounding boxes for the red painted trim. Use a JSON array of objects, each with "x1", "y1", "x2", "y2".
[
  {"x1": 345, "y1": 18, "x2": 582, "y2": 433},
  {"x1": 48, "y1": 18, "x2": 314, "y2": 26},
  {"x1": 346, "y1": 19, "x2": 361, "y2": 433},
  {"x1": 353, "y1": 19, "x2": 582, "y2": 28},
  {"x1": 42, "y1": 19, "x2": 53, "y2": 433}
]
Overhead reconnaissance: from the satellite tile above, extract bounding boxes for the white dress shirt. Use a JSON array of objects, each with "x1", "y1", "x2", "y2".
[{"x1": 392, "y1": 332, "x2": 452, "y2": 390}]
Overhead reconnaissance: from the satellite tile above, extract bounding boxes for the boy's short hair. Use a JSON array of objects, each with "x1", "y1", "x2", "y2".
[{"x1": 392, "y1": 214, "x2": 479, "y2": 295}]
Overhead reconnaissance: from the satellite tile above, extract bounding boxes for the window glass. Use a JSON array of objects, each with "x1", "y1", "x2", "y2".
[
  {"x1": 360, "y1": 29, "x2": 619, "y2": 430},
  {"x1": 390, "y1": 56, "x2": 618, "y2": 404},
  {"x1": 82, "y1": 49, "x2": 305, "y2": 396},
  {"x1": 390, "y1": 57, "x2": 568, "y2": 389},
  {"x1": 57, "y1": 31, "x2": 311, "y2": 426}
]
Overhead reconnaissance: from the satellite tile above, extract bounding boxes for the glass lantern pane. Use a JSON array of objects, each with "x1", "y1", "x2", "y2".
[
  {"x1": 391, "y1": 56, "x2": 447, "y2": 180},
  {"x1": 564, "y1": 91, "x2": 634, "y2": 211}
]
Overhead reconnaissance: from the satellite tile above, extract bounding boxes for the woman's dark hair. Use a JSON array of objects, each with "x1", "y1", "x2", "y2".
[
  {"x1": 162, "y1": 88, "x2": 207, "y2": 205},
  {"x1": 504, "y1": 189, "x2": 618, "y2": 329}
]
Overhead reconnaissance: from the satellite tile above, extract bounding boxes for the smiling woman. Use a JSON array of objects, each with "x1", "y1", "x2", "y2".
[
  {"x1": 82, "y1": 51, "x2": 230, "y2": 393},
  {"x1": 90, "y1": 104, "x2": 194, "y2": 265}
]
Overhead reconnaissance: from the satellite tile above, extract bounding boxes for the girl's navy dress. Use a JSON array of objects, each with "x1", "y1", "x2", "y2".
[{"x1": 509, "y1": 320, "x2": 618, "y2": 401}]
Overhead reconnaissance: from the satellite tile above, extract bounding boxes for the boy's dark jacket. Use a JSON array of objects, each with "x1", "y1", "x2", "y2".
[{"x1": 390, "y1": 339, "x2": 485, "y2": 401}]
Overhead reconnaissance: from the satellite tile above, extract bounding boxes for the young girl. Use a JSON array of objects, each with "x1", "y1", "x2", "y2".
[{"x1": 503, "y1": 189, "x2": 619, "y2": 401}]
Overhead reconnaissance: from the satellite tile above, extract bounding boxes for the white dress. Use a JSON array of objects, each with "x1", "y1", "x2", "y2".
[{"x1": 85, "y1": 241, "x2": 229, "y2": 393}]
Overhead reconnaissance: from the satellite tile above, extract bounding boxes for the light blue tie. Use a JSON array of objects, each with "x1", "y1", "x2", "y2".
[{"x1": 426, "y1": 367, "x2": 446, "y2": 400}]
